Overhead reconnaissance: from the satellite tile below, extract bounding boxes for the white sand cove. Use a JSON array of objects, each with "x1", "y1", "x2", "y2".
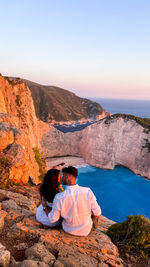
[{"x1": 46, "y1": 156, "x2": 86, "y2": 170}]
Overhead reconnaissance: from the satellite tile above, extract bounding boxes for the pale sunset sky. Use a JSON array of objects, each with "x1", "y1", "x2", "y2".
[{"x1": 0, "y1": 0, "x2": 150, "y2": 99}]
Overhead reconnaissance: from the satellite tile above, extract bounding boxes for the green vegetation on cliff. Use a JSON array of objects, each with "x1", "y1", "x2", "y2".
[
  {"x1": 23, "y1": 79, "x2": 103, "y2": 122},
  {"x1": 0, "y1": 152, "x2": 14, "y2": 189},
  {"x1": 33, "y1": 147, "x2": 46, "y2": 181},
  {"x1": 4, "y1": 76, "x2": 23, "y2": 86},
  {"x1": 107, "y1": 215, "x2": 150, "y2": 259},
  {"x1": 104, "y1": 113, "x2": 150, "y2": 130}
]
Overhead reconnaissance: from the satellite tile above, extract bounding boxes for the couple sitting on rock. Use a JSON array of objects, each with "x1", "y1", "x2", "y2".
[{"x1": 36, "y1": 166, "x2": 101, "y2": 236}]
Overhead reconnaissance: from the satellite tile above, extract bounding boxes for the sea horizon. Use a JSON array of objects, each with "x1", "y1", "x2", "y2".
[
  {"x1": 89, "y1": 96, "x2": 150, "y2": 101},
  {"x1": 89, "y1": 97, "x2": 150, "y2": 118}
]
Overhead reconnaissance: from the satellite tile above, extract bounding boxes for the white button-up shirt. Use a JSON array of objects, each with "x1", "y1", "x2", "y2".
[{"x1": 48, "y1": 184, "x2": 101, "y2": 236}]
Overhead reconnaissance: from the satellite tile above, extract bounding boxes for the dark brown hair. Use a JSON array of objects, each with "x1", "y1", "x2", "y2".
[
  {"x1": 62, "y1": 166, "x2": 78, "y2": 178},
  {"x1": 40, "y1": 169, "x2": 60, "y2": 202}
]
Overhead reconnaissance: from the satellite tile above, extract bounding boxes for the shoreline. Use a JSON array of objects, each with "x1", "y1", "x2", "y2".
[{"x1": 46, "y1": 156, "x2": 87, "y2": 170}]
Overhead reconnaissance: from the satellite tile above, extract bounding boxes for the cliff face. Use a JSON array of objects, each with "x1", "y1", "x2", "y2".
[
  {"x1": 0, "y1": 76, "x2": 39, "y2": 146},
  {"x1": 41, "y1": 126, "x2": 81, "y2": 158},
  {"x1": 41, "y1": 114, "x2": 150, "y2": 179},
  {"x1": 80, "y1": 114, "x2": 150, "y2": 178},
  {"x1": 0, "y1": 75, "x2": 45, "y2": 184}
]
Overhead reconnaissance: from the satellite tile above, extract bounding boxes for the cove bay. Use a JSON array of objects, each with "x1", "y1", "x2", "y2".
[{"x1": 77, "y1": 165, "x2": 150, "y2": 222}]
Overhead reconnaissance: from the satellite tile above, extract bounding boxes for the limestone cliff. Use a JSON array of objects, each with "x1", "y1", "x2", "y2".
[
  {"x1": 41, "y1": 114, "x2": 150, "y2": 179},
  {"x1": 0, "y1": 74, "x2": 48, "y2": 184},
  {"x1": 41, "y1": 126, "x2": 81, "y2": 158},
  {"x1": 80, "y1": 114, "x2": 150, "y2": 178}
]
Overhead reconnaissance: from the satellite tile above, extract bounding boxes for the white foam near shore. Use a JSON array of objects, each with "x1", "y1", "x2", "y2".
[{"x1": 46, "y1": 156, "x2": 86, "y2": 170}]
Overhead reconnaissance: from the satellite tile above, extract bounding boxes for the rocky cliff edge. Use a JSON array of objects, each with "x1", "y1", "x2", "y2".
[{"x1": 0, "y1": 185, "x2": 125, "y2": 267}]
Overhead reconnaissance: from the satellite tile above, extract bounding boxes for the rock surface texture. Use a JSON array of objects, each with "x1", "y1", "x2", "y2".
[
  {"x1": 0, "y1": 75, "x2": 49, "y2": 184},
  {"x1": 41, "y1": 114, "x2": 150, "y2": 179},
  {"x1": 0, "y1": 185, "x2": 125, "y2": 267},
  {"x1": 80, "y1": 114, "x2": 150, "y2": 179}
]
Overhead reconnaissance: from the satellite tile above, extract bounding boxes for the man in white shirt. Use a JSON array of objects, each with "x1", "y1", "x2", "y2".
[{"x1": 45, "y1": 166, "x2": 101, "y2": 236}]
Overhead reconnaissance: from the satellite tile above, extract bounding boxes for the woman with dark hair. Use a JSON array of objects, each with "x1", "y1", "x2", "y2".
[{"x1": 36, "y1": 169, "x2": 63, "y2": 227}]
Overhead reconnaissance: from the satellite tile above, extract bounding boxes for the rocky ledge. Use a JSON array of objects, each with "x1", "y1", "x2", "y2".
[
  {"x1": 0, "y1": 185, "x2": 126, "y2": 267},
  {"x1": 1, "y1": 185, "x2": 149, "y2": 267}
]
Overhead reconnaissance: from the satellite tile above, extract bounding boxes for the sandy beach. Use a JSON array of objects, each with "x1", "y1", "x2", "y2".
[{"x1": 46, "y1": 156, "x2": 86, "y2": 170}]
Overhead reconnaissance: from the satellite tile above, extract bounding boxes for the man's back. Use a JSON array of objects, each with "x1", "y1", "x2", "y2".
[{"x1": 48, "y1": 184, "x2": 101, "y2": 236}]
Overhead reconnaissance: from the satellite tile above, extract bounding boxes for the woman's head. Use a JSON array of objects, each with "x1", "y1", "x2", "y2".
[
  {"x1": 40, "y1": 169, "x2": 61, "y2": 202},
  {"x1": 43, "y1": 169, "x2": 61, "y2": 187}
]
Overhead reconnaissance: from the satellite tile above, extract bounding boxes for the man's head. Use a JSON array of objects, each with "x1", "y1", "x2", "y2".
[{"x1": 62, "y1": 166, "x2": 78, "y2": 185}]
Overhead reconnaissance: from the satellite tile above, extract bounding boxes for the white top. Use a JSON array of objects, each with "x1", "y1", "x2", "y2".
[
  {"x1": 46, "y1": 201, "x2": 53, "y2": 208},
  {"x1": 48, "y1": 184, "x2": 101, "y2": 236}
]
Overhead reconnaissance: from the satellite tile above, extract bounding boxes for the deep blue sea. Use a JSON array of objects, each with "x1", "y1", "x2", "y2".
[
  {"x1": 77, "y1": 165, "x2": 150, "y2": 223},
  {"x1": 61, "y1": 98, "x2": 150, "y2": 223},
  {"x1": 90, "y1": 98, "x2": 150, "y2": 118}
]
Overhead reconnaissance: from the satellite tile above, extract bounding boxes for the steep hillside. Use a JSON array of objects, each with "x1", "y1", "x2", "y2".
[{"x1": 23, "y1": 79, "x2": 103, "y2": 122}]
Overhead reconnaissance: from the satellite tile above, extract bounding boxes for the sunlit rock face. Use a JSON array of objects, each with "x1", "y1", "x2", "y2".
[
  {"x1": 0, "y1": 122, "x2": 14, "y2": 151},
  {"x1": 0, "y1": 75, "x2": 39, "y2": 147},
  {"x1": 41, "y1": 114, "x2": 150, "y2": 179},
  {"x1": 0, "y1": 75, "x2": 42, "y2": 184}
]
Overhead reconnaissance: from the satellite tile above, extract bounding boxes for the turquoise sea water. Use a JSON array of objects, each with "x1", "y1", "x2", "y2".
[{"x1": 77, "y1": 165, "x2": 150, "y2": 223}]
